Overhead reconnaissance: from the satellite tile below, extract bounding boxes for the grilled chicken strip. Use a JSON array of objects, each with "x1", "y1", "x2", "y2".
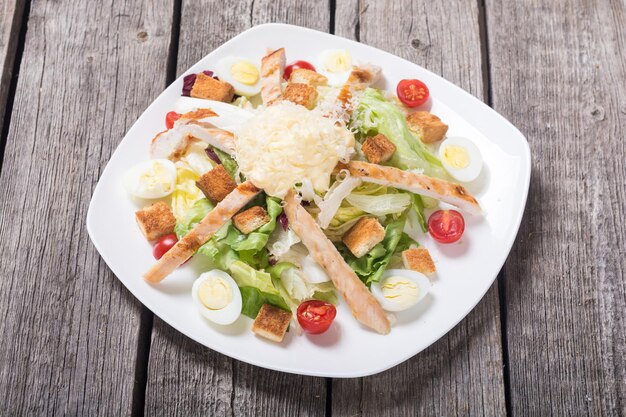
[
  {"x1": 143, "y1": 182, "x2": 261, "y2": 283},
  {"x1": 336, "y1": 64, "x2": 381, "y2": 118},
  {"x1": 150, "y1": 123, "x2": 235, "y2": 159},
  {"x1": 283, "y1": 190, "x2": 391, "y2": 334},
  {"x1": 260, "y1": 48, "x2": 286, "y2": 106},
  {"x1": 338, "y1": 161, "x2": 482, "y2": 215}
]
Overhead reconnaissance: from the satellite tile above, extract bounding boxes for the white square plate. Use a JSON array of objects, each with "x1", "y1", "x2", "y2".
[{"x1": 87, "y1": 23, "x2": 530, "y2": 378}]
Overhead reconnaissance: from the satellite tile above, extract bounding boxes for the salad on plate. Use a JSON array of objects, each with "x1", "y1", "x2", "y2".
[{"x1": 125, "y1": 47, "x2": 484, "y2": 342}]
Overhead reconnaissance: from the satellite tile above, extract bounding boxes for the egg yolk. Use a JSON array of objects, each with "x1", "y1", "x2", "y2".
[
  {"x1": 198, "y1": 277, "x2": 233, "y2": 310},
  {"x1": 324, "y1": 50, "x2": 351, "y2": 73},
  {"x1": 381, "y1": 276, "x2": 419, "y2": 308},
  {"x1": 442, "y1": 145, "x2": 470, "y2": 169},
  {"x1": 230, "y1": 61, "x2": 259, "y2": 85}
]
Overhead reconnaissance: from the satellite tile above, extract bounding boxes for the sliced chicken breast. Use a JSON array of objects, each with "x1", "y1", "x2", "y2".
[
  {"x1": 336, "y1": 64, "x2": 381, "y2": 117},
  {"x1": 283, "y1": 190, "x2": 391, "y2": 334},
  {"x1": 260, "y1": 48, "x2": 286, "y2": 106},
  {"x1": 150, "y1": 123, "x2": 235, "y2": 160},
  {"x1": 143, "y1": 182, "x2": 261, "y2": 283},
  {"x1": 338, "y1": 161, "x2": 482, "y2": 215}
]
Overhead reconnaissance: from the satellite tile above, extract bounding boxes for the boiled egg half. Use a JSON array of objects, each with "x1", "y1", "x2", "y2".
[
  {"x1": 316, "y1": 49, "x2": 352, "y2": 86},
  {"x1": 215, "y1": 56, "x2": 262, "y2": 97},
  {"x1": 124, "y1": 159, "x2": 177, "y2": 199},
  {"x1": 192, "y1": 270, "x2": 242, "y2": 325},
  {"x1": 438, "y1": 136, "x2": 483, "y2": 183},
  {"x1": 371, "y1": 269, "x2": 430, "y2": 312}
]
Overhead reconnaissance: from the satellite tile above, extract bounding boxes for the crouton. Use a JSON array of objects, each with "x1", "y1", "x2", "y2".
[
  {"x1": 135, "y1": 202, "x2": 176, "y2": 241},
  {"x1": 195, "y1": 165, "x2": 237, "y2": 203},
  {"x1": 280, "y1": 83, "x2": 318, "y2": 109},
  {"x1": 361, "y1": 134, "x2": 397, "y2": 164},
  {"x1": 406, "y1": 111, "x2": 448, "y2": 143},
  {"x1": 402, "y1": 247, "x2": 436, "y2": 275},
  {"x1": 342, "y1": 217, "x2": 385, "y2": 258},
  {"x1": 190, "y1": 72, "x2": 235, "y2": 102},
  {"x1": 233, "y1": 206, "x2": 270, "y2": 234},
  {"x1": 289, "y1": 68, "x2": 328, "y2": 87},
  {"x1": 251, "y1": 304, "x2": 292, "y2": 342}
]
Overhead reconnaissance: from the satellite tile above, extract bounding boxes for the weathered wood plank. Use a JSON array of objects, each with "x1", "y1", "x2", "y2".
[
  {"x1": 145, "y1": 1, "x2": 331, "y2": 415},
  {"x1": 332, "y1": 1, "x2": 507, "y2": 416},
  {"x1": 0, "y1": 0, "x2": 26, "y2": 131},
  {"x1": 486, "y1": 0, "x2": 626, "y2": 415},
  {"x1": 0, "y1": 0, "x2": 173, "y2": 414}
]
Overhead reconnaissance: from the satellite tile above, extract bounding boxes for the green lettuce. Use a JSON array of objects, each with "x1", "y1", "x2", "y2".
[
  {"x1": 211, "y1": 146, "x2": 239, "y2": 180},
  {"x1": 411, "y1": 195, "x2": 428, "y2": 233},
  {"x1": 337, "y1": 217, "x2": 416, "y2": 284},
  {"x1": 229, "y1": 260, "x2": 289, "y2": 318},
  {"x1": 353, "y1": 88, "x2": 446, "y2": 178},
  {"x1": 345, "y1": 192, "x2": 411, "y2": 217},
  {"x1": 269, "y1": 262, "x2": 337, "y2": 305},
  {"x1": 175, "y1": 196, "x2": 282, "y2": 270}
]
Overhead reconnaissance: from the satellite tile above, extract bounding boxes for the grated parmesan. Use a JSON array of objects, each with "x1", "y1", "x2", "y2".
[{"x1": 235, "y1": 102, "x2": 355, "y2": 198}]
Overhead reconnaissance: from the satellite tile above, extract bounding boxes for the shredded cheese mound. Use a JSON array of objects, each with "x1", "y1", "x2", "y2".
[{"x1": 235, "y1": 102, "x2": 355, "y2": 198}]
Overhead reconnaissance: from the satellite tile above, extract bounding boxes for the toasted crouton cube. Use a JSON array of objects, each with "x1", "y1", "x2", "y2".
[
  {"x1": 135, "y1": 202, "x2": 176, "y2": 241},
  {"x1": 281, "y1": 83, "x2": 318, "y2": 109},
  {"x1": 402, "y1": 247, "x2": 436, "y2": 275},
  {"x1": 190, "y1": 72, "x2": 235, "y2": 102},
  {"x1": 233, "y1": 206, "x2": 270, "y2": 234},
  {"x1": 195, "y1": 165, "x2": 237, "y2": 203},
  {"x1": 342, "y1": 217, "x2": 385, "y2": 258},
  {"x1": 289, "y1": 68, "x2": 328, "y2": 87},
  {"x1": 361, "y1": 134, "x2": 397, "y2": 164},
  {"x1": 406, "y1": 111, "x2": 448, "y2": 143},
  {"x1": 251, "y1": 304, "x2": 292, "y2": 342}
]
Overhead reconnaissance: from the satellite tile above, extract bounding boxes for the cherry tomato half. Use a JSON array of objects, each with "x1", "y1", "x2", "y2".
[
  {"x1": 396, "y1": 79, "x2": 430, "y2": 107},
  {"x1": 297, "y1": 300, "x2": 337, "y2": 334},
  {"x1": 428, "y1": 210, "x2": 465, "y2": 243},
  {"x1": 153, "y1": 234, "x2": 178, "y2": 260},
  {"x1": 284, "y1": 60, "x2": 316, "y2": 81},
  {"x1": 165, "y1": 111, "x2": 181, "y2": 129}
]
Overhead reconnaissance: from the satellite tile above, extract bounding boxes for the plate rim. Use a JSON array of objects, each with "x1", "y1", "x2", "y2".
[{"x1": 87, "y1": 22, "x2": 531, "y2": 378}]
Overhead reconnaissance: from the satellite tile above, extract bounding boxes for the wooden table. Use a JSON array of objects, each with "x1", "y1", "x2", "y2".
[{"x1": 1, "y1": 0, "x2": 624, "y2": 415}]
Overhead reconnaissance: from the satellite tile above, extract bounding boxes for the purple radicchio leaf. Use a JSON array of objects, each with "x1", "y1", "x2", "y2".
[
  {"x1": 204, "y1": 147, "x2": 222, "y2": 165},
  {"x1": 278, "y1": 212, "x2": 289, "y2": 231}
]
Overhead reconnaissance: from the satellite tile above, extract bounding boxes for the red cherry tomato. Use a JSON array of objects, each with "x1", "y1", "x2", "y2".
[
  {"x1": 396, "y1": 79, "x2": 430, "y2": 107},
  {"x1": 297, "y1": 300, "x2": 336, "y2": 334},
  {"x1": 153, "y1": 234, "x2": 178, "y2": 260},
  {"x1": 283, "y1": 60, "x2": 316, "y2": 81},
  {"x1": 428, "y1": 210, "x2": 465, "y2": 243},
  {"x1": 165, "y1": 111, "x2": 181, "y2": 129}
]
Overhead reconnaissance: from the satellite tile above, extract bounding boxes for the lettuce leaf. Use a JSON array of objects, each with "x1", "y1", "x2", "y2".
[
  {"x1": 337, "y1": 217, "x2": 416, "y2": 284},
  {"x1": 170, "y1": 164, "x2": 205, "y2": 221},
  {"x1": 268, "y1": 262, "x2": 338, "y2": 306},
  {"x1": 175, "y1": 196, "x2": 282, "y2": 270},
  {"x1": 353, "y1": 88, "x2": 446, "y2": 178},
  {"x1": 411, "y1": 194, "x2": 428, "y2": 233},
  {"x1": 230, "y1": 260, "x2": 289, "y2": 318},
  {"x1": 345, "y1": 192, "x2": 411, "y2": 217},
  {"x1": 211, "y1": 146, "x2": 240, "y2": 180}
]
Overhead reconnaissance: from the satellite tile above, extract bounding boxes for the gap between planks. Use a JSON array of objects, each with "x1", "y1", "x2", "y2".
[
  {"x1": 477, "y1": 0, "x2": 512, "y2": 415},
  {"x1": 131, "y1": 0, "x2": 183, "y2": 416},
  {"x1": 0, "y1": 0, "x2": 30, "y2": 171}
]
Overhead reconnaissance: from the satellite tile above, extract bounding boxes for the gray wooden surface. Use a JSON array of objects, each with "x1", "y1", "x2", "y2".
[{"x1": 0, "y1": 0, "x2": 624, "y2": 416}]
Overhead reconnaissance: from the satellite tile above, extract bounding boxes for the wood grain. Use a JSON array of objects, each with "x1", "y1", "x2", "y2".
[
  {"x1": 144, "y1": 1, "x2": 331, "y2": 415},
  {"x1": 0, "y1": 0, "x2": 26, "y2": 130},
  {"x1": 0, "y1": 0, "x2": 173, "y2": 414},
  {"x1": 486, "y1": 0, "x2": 626, "y2": 415},
  {"x1": 332, "y1": 1, "x2": 507, "y2": 416}
]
